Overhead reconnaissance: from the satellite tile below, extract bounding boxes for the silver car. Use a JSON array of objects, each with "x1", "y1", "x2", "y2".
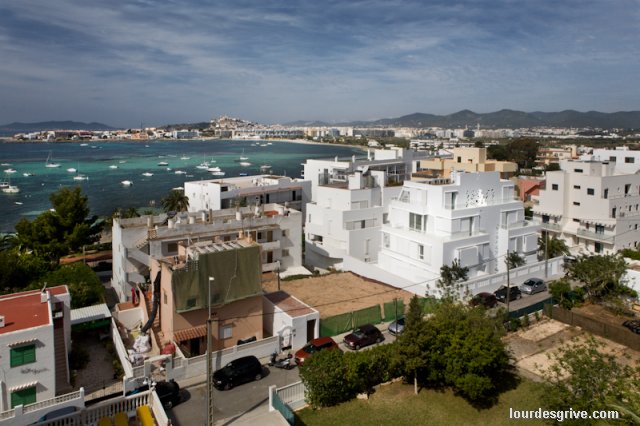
[
  {"x1": 388, "y1": 317, "x2": 405, "y2": 336},
  {"x1": 520, "y1": 278, "x2": 547, "y2": 295}
]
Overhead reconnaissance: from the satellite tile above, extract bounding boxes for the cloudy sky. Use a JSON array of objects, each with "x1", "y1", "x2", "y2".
[{"x1": 1, "y1": 0, "x2": 638, "y2": 127}]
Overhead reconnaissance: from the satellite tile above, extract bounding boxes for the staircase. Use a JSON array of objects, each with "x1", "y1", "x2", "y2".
[{"x1": 53, "y1": 319, "x2": 72, "y2": 395}]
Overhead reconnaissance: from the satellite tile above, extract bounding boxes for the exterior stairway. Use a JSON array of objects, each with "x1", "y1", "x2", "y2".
[{"x1": 53, "y1": 319, "x2": 73, "y2": 395}]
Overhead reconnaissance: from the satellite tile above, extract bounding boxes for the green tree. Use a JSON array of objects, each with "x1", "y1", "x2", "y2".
[
  {"x1": 505, "y1": 252, "x2": 525, "y2": 269},
  {"x1": 161, "y1": 190, "x2": 190, "y2": 212},
  {"x1": 399, "y1": 296, "x2": 429, "y2": 394},
  {"x1": 0, "y1": 250, "x2": 51, "y2": 293},
  {"x1": 548, "y1": 278, "x2": 577, "y2": 309},
  {"x1": 299, "y1": 349, "x2": 354, "y2": 407},
  {"x1": 565, "y1": 254, "x2": 629, "y2": 300},
  {"x1": 541, "y1": 337, "x2": 639, "y2": 425},
  {"x1": 538, "y1": 234, "x2": 570, "y2": 259},
  {"x1": 506, "y1": 139, "x2": 539, "y2": 169},
  {"x1": 436, "y1": 259, "x2": 469, "y2": 302},
  {"x1": 31, "y1": 263, "x2": 104, "y2": 308}
]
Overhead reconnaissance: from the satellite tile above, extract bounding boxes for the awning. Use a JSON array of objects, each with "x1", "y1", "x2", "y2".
[
  {"x1": 8, "y1": 338, "x2": 38, "y2": 347},
  {"x1": 9, "y1": 381, "x2": 38, "y2": 392},
  {"x1": 173, "y1": 325, "x2": 208, "y2": 342},
  {"x1": 71, "y1": 304, "x2": 112, "y2": 326}
]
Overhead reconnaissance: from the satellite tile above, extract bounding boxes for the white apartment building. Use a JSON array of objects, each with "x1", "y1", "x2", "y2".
[
  {"x1": 0, "y1": 286, "x2": 71, "y2": 411},
  {"x1": 533, "y1": 160, "x2": 640, "y2": 254},
  {"x1": 185, "y1": 175, "x2": 310, "y2": 215},
  {"x1": 378, "y1": 171, "x2": 540, "y2": 294},
  {"x1": 580, "y1": 147, "x2": 640, "y2": 174},
  {"x1": 112, "y1": 204, "x2": 302, "y2": 302},
  {"x1": 305, "y1": 169, "x2": 403, "y2": 269}
]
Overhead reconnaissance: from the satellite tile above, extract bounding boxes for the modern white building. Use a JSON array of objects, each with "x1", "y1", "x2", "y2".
[
  {"x1": 0, "y1": 286, "x2": 71, "y2": 411},
  {"x1": 305, "y1": 169, "x2": 403, "y2": 269},
  {"x1": 533, "y1": 159, "x2": 640, "y2": 254},
  {"x1": 580, "y1": 147, "x2": 640, "y2": 174},
  {"x1": 377, "y1": 171, "x2": 540, "y2": 294},
  {"x1": 184, "y1": 175, "x2": 311, "y2": 215},
  {"x1": 111, "y1": 204, "x2": 303, "y2": 302}
]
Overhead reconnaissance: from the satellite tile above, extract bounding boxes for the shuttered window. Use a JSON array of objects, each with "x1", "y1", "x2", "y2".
[
  {"x1": 11, "y1": 386, "x2": 36, "y2": 408},
  {"x1": 10, "y1": 344, "x2": 36, "y2": 367}
]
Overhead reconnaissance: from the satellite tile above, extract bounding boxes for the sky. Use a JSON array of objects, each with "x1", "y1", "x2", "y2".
[{"x1": 0, "y1": 0, "x2": 639, "y2": 128}]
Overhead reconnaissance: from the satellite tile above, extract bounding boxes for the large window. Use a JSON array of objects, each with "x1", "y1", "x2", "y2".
[
  {"x1": 10, "y1": 344, "x2": 36, "y2": 368},
  {"x1": 409, "y1": 213, "x2": 424, "y2": 231},
  {"x1": 625, "y1": 157, "x2": 635, "y2": 164},
  {"x1": 418, "y1": 244, "x2": 424, "y2": 260},
  {"x1": 552, "y1": 184, "x2": 559, "y2": 191},
  {"x1": 11, "y1": 386, "x2": 36, "y2": 408}
]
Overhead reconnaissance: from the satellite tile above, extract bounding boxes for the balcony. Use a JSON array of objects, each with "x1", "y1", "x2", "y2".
[
  {"x1": 500, "y1": 220, "x2": 537, "y2": 230},
  {"x1": 262, "y1": 261, "x2": 281, "y2": 273},
  {"x1": 540, "y1": 222, "x2": 561, "y2": 232},
  {"x1": 576, "y1": 228, "x2": 615, "y2": 243},
  {"x1": 260, "y1": 240, "x2": 281, "y2": 251}
]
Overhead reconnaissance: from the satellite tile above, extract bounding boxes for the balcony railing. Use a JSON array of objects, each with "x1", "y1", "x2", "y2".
[
  {"x1": 500, "y1": 220, "x2": 537, "y2": 230},
  {"x1": 540, "y1": 222, "x2": 561, "y2": 231},
  {"x1": 576, "y1": 228, "x2": 615, "y2": 243}
]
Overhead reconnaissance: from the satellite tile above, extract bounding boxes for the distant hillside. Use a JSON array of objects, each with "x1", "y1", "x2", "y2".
[
  {"x1": 287, "y1": 110, "x2": 640, "y2": 129},
  {"x1": 0, "y1": 121, "x2": 116, "y2": 135}
]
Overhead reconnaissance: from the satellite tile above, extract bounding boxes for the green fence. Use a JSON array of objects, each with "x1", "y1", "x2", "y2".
[
  {"x1": 383, "y1": 300, "x2": 405, "y2": 321},
  {"x1": 509, "y1": 297, "x2": 554, "y2": 319},
  {"x1": 320, "y1": 304, "x2": 383, "y2": 337}
]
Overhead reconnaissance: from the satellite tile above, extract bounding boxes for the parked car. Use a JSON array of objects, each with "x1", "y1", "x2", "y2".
[
  {"x1": 388, "y1": 317, "x2": 405, "y2": 336},
  {"x1": 343, "y1": 324, "x2": 384, "y2": 350},
  {"x1": 494, "y1": 285, "x2": 522, "y2": 303},
  {"x1": 212, "y1": 355, "x2": 263, "y2": 390},
  {"x1": 470, "y1": 292, "x2": 498, "y2": 308},
  {"x1": 520, "y1": 278, "x2": 547, "y2": 295},
  {"x1": 294, "y1": 336, "x2": 340, "y2": 365},
  {"x1": 126, "y1": 379, "x2": 181, "y2": 409},
  {"x1": 623, "y1": 320, "x2": 640, "y2": 335}
]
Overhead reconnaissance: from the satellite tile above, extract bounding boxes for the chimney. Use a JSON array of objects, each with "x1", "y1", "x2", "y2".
[
  {"x1": 147, "y1": 215, "x2": 153, "y2": 228},
  {"x1": 41, "y1": 290, "x2": 49, "y2": 303}
]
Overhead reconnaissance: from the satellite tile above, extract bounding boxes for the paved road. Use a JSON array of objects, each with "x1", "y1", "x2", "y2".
[{"x1": 169, "y1": 362, "x2": 300, "y2": 426}]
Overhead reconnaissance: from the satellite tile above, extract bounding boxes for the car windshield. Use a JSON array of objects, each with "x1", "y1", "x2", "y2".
[
  {"x1": 302, "y1": 343, "x2": 318, "y2": 354},
  {"x1": 524, "y1": 280, "x2": 535, "y2": 286},
  {"x1": 352, "y1": 330, "x2": 365, "y2": 338}
]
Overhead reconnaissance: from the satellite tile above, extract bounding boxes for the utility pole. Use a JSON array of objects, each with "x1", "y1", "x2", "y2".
[
  {"x1": 506, "y1": 251, "x2": 511, "y2": 315},
  {"x1": 206, "y1": 277, "x2": 214, "y2": 426},
  {"x1": 544, "y1": 231, "x2": 549, "y2": 279},
  {"x1": 394, "y1": 298, "x2": 398, "y2": 341}
]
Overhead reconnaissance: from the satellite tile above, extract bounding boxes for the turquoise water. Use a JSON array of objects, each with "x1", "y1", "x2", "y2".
[{"x1": 0, "y1": 139, "x2": 364, "y2": 232}]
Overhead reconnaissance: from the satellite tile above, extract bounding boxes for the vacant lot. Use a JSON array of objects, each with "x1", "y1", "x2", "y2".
[
  {"x1": 296, "y1": 378, "x2": 546, "y2": 426},
  {"x1": 262, "y1": 272, "x2": 415, "y2": 318}
]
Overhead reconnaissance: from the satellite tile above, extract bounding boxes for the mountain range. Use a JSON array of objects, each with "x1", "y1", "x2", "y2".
[
  {"x1": 0, "y1": 121, "x2": 115, "y2": 136},
  {"x1": 285, "y1": 109, "x2": 640, "y2": 129}
]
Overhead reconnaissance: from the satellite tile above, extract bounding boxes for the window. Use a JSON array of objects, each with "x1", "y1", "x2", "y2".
[
  {"x1": 186, "y1": 297, "x2": 197, "y2": 309},
  {"x1": 282, "y1": 249, "x2": 289, "y2": 257},
  {"x1": 167, "y1": 242, "x2": 178, "y2": 253},
  {"x1": 573, "y1": 202, "x2": 580, "y2": 206},
  {"x1": 257, "y1": 232, "x2": 263, "y2": 240},
  {"x1": 572, "y1": 218, "x2": 580, "y2": 223},
  {"x1": 10, "y1": 344, "x2": 36, "y2": 367},
  {"x1": 604, "y1": 188, "x2": 609, "y2": 199},
  {"x1": 574, "y1": 168, "x2": 583, "y2": 173},
  {"x1": 612, "y1": 207, "x2": 617, "y2": 218},
  {"x1": 11, "y1": 386, "x2": 36, "y2": 408},
  {"x1": 573, "y1": 185, "x2": 581, "y2": 189},
  {"x1": 552, "y1": 184, "x2": 559, "y2": 191},
  {"x1": 164, "y1": 292, "x2": 167, "y2": 305},
  {"x1": 609, "y1": 156, "x2": 617, "y2": 162},
  {"x1": 587, "y1": 188, "x2": 594, "y2": 195},
  {"x1": 409, "y1": 213, "x2": 424, "y2": 231},
  {"x1": 418, "y1": 244, "x2": 424, "y2": 260},
  {"x1": 625, "y1": 157, "x2": 635, "y2": 164},
  {"x1": 457, "y1": 156, "x2": 462, "y2": 163},
  {"x1": 595, "y1": 225, "x2": 605, "y2": 234},
  {"x1": 221, "y1": 325, "x2": 233, "y2": 339},
  {"x1": 625, "y1": 184, "x2": 631, "y2": 195}
]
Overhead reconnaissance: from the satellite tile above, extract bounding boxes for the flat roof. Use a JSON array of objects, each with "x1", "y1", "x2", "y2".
[
  {"x1": 71, "y1": 304, "x2": 112, "y2": 325},
  {"x1": 264, "y1": 291, "x2": 316, "y2": 317},
  {"x1": 0, "y1": 286, "x2": 68, "y2": 335}
]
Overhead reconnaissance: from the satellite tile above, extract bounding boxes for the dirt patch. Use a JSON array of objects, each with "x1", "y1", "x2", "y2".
[
  {"x1": 505, "y1": 318, "x2": 640, "y2": 381},
  {"x1": 573, "y1": 302, "x2": 635, "y2": 326},
  {"x1": 262, "y1": 272, "x2": 415, "y2": 318}
]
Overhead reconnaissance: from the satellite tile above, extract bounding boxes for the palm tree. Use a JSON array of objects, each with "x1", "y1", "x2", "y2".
[
  {"x1": 162, "y1": 190, "x2": 189, "y2": 213},
  {"x1": 538, "y1": 234, "x2": 569, "y2": 259}
]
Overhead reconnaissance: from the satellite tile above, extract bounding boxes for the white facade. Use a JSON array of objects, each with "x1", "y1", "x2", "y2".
[
  {"x1": 263, "y1": 291, "x2": 320, "y2": 351},
  {"x1": 580, "y1": 147, "x2": 640, "y2": 174},
  {"x1": 378, "y1": 171, "x2": 540, "y2": 294},
  {"x1": 534, "y1": 160, "x2": 640, "y2": 254},
  {"x1": 112, "y1": 204, "x2": 303, "y2": 302},
  {"x1": 0, "y1": 287, "x2": 71, "y2": 411},
  {"x1": 184, "y1": 175, "x2": 311, "y2": 216},
  {"x1": 305, "y1": 170, "x2": 402, "y2": 268}
]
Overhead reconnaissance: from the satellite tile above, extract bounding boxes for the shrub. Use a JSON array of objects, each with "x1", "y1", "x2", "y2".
[
  {"x1": 534, "y1": 311, "x2": 540, "y2": 322},
  {"x1": 522, "y1": 314, "x2": 530, "y2": 328}
]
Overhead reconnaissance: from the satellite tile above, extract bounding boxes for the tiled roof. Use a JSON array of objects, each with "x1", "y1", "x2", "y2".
[
  {"x1": 173, "y1": 325, "x2": 207, "y2": 342},
  {"x1": 0, "y1": 286, "x2": 68, "y2": 335}
]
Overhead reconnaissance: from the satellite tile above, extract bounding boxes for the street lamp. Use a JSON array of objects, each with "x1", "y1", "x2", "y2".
[{"x1": 206, "y1": 276, "x2": 214, "y2": 426}]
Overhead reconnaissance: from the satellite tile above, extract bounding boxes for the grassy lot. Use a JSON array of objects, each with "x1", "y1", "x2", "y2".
[{"x1": 296, "y1": 377, "x2": 547, "y2": 426}]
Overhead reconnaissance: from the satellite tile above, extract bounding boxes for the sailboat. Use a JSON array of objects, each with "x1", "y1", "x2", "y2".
[
  {"x1": 240, "y1": 149, "x2": 249, "y2": 161},
  {"x1": 72, "y1": 163, "x2": 88, "y2": 180},
  {"x1": 45, "y1": 151, "x2": 60, "y2": 168}
]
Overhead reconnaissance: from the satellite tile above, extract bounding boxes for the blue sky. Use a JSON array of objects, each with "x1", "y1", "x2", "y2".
[{"x1": 0, "y1": 0, "x2": 638, "y2": 127}]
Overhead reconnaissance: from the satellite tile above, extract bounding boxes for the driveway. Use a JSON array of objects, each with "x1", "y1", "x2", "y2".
[{"x1": 169, "y1": 362, "x2": 300, "y2": 426}]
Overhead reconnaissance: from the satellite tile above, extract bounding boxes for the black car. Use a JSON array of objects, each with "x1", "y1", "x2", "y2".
[
  {"x1": 127, "y1": 379, "x2": 181, "y2": 409},
  {"x1": 493, "y1": 285, "x2": 522, "y2": 303},
  {"x1": 470, "y1": 292, "x2": 498, "y2": 308},
  {"x1": 343, "y1": 324, "x2": 384, "y2": 350},
  {"x1": 213, "y1": 355, "x2": 263, "y2": 390},
  {"x1": 623, "y1": 320, "x2": 640, "y2": 335}
]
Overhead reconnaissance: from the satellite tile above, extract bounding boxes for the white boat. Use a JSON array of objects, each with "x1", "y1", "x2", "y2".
[
  {"x1": 0, "y1": 163, "x2": 10, "y2": 166},
  {"x1": 172, "y1": 186, "x2": 184, "y2": 191},
  {"x1": 240, "y1": 149, "x2": 249, "y2": 161},
  {"x1": 174, "y1": 170, "x2": 186, "y2": 175},
  {"x1": 239, "y1": 161, "x2": 251, "y2": 167},
  {"x1": 23, "y1": 172, "x2": 34, "y2": 177},
  {"x1": 180, "y1": 155, "x2": 191, "y2": 160},
  {"x1": 2, "y1": 185, "x2": 20, "y2": 194},
  {"x1": 207, "y1": 166, "x2": 222, "y2": 172},
  {"x1": 73, "y1": 174, "x2": 88, "y2": 181},
  {"x1": 67, "y1": 167, "x2": 77, "y2": 173},
  {"x1": 158, "y1": 161, "x2": 169, "y2": 166},
  {"x1": 239, "y1": 172, "x2": 248, "y2": 176},
  {"x1": 109, "y1": 165, "x2": 118, "y2": 169},
  {"x1": 210, "y1": 171, "x2": 225, "y2": 176},
  {"x1": 80, "y1": 143, "x2": 88, "y2": 147},
  {"x1": 267, "y1": 142, "x2": 272, "y2": 145},
  {"x1": 0, "y1": 181, "x2": 9, "y2": 189},
  {"x1": 196, "y1": 163, "x2": 209, "y2": 170},
  {"x1": 119, "y1": 160, "x2": 127, "y2": 164},
  {"x1": 4, "y1": 168, "x2": 16, "y2": 174},
  {"x1": 45, "y1": 151, "x2": 60, "y2": 168},
  {"x1": 121, "y1": 180, "x2": 133, "y2": 186},
  {"x1": 14, "y1": 201, "x2": 23, "y2": 205},
  {"x1": 260, "y1": 164, "x2": 272, "y2": 173},
  {"x1": 142, "y1": 172, "x2": 153, "y2": 177}
]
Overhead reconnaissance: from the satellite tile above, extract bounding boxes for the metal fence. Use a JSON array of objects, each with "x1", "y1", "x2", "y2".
[{"x1": 271, "y1": 391, "x2": 294, "y2": 425}]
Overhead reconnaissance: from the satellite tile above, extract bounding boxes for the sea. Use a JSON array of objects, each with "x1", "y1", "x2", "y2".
[{"x1": 0, "y1": 139, "x2": 364, "y2": 233}]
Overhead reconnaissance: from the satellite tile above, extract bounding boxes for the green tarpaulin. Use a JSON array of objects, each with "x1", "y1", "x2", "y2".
[{"x1": 172, "y1": 245, "x2": 263, "y2": 313}]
